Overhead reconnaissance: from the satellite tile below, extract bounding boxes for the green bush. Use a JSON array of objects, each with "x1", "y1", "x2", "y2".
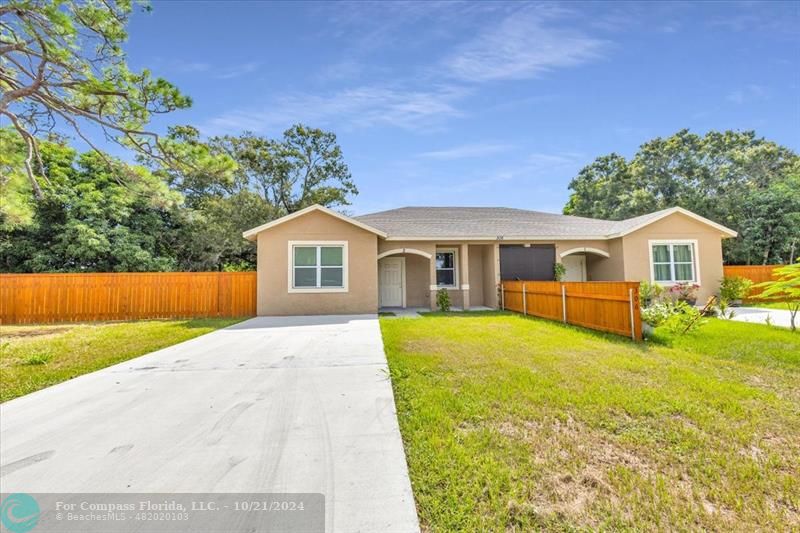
[
  {"x1": 641, "y1": 299, "x2": 706, "y2": 334},
  {"x1": 664, "y1": 300, "x2": 705, "y2": 335},
  {"x1": 436, "y1": 288, "x2": 451, "y2": 312},
  {"x1": 639, "y1": 280, "x2": 665, "y2": 307},
  {"x1": 553, "y1": 262, "x2": 566, "y2": 281},
  {"x1": 720, "y1": 276, "x2": 753, "y2": 301},
  {"x1": 641, "y1": 302, "x2": 673, "y2": 327}
]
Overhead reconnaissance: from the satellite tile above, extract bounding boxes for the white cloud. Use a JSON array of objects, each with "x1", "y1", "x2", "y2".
[
  {"x1": 203, "y1": 84, "x2": 468, "y2": 135},
  {"x1": 726, "y1": 84, "x2": 768, "y2": 105},
  {"x1": 173, "y1": 61, "x2": 211, "y2": 73},
  {"x1": 418, "y1": 142, "x2": 514, "y2": 160},
  {"x1": 214, "y1": 62, "x2": 260, "y2": 80},
  {"x1": 167, "y1": 60, "x2": 259, "y2": 79},
  {"x1": 443, "y1": 7, "x2": 607, "y2": 82}
]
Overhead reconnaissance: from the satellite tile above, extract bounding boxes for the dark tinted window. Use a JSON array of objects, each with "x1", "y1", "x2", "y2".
[{"x1": 500, "y1": 245, "x2": 555, "y2": 281}]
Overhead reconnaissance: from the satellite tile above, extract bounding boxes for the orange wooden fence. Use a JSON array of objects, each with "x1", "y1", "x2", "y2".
[
  {"x1": 723, "y1": 264, "x2": 785, "y2": 300},
  {"x1": 0, "y1": 272, "x2": 257, "y2": 325},
  {"x1": 501, "y1": 281, "x2": 642, "y2": 340}
]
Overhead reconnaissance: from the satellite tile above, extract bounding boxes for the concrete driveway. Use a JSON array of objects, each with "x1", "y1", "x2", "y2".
[
  {"x1": 0, "y1": 315, "x2": 420, "y2": 532},
  {"x1": 728, "y1": 306, "x2": 796, "y2": 329}
]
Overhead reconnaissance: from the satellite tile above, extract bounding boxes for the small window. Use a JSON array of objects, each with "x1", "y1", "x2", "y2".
[
  {"x1": 436, "y1": 249, "x2": 457, "y2": 287},
  {"x1": 651, "y1": 242, "x2": 696, "y2": 283},
  {"x1": 292, "y1": 244, "x2": 345, "y2": 289}
]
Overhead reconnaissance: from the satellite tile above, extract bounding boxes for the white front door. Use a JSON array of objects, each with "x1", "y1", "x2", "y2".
[
  {"x1": 562, "y1": 255, "x2": 587, "y2": 282},
  {"x1": 379, "y1": 257, "x2": 404, "y2": 307}
]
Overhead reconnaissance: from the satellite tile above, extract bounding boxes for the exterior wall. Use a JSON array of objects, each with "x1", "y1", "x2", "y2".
[
  {"x1": 468, "y1": 245, "x2": 485, "y2": 307},
  {"x1": 621, "y1": 212, "x2": 726, "y2": 301},
  {"x1": 256, "y1": 210, "x2": 378, "y2": 315},
  {"x1": 402, "y1": 253, "x2": 430, "y2": 307},
  {"x1": 586, "y1": 238, "x2": 626, "y2": 281}
]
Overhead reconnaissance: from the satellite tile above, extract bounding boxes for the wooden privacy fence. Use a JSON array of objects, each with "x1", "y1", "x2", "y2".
[
  {"x1": 723, "y1": 264, "x2": 786, "y2": 300},
  {"x1": 501, "y1": 281, "x2": 642, "y2": 340},
  {"x1": 0, "y1": 272, "x2": 257, "y2": 325}
]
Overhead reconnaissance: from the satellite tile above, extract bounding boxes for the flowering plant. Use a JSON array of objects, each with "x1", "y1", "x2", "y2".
[{"x1": 669, "y1": 282, "x2": 699, "y2": 302}]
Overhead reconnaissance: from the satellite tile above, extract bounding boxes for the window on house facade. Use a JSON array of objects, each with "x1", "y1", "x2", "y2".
[
  {"x1": 292, "y1": 244, "x2": 345, "y2": 289},
  {"x1": 436, "y1": 249, "x2": 457, "y2": 287},
  {"x1": 650, "y1": 241, "x2": 697, "y2": 283}
]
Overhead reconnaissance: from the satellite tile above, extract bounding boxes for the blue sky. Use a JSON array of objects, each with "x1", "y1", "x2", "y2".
[{"x1": 125, "y1": 1, "x2": 800, "y2": 215}]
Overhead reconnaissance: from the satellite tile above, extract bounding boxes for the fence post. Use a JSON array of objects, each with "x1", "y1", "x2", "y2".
[
  {"x1": 561, "y1": 284, "x2": 567, "y2": 323},
  {"x1": 522, "y1": 283, "x2": 527, "y2": 315},
  {"x1": 500, "y1": 283, "x2": 505, "y2": 310},
  {"x1": 628, "y1": 287, "x2": 636, "y2": 341}
]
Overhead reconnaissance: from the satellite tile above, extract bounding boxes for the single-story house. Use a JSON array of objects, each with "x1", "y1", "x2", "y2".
[{"x1": 243, "y1": 205, "x2": 737, "y2": 315}]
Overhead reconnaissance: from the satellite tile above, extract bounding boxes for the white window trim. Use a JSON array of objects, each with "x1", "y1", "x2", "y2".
[
  {"x1": 288, "y1": 240, "x2": 348, "y2": 293},
  {"x1": 648, "y1": 239, "x2": 701, "y2": 285},
  {"x1": 435, "y1": 247, "x2": 459, "y2": 288}
]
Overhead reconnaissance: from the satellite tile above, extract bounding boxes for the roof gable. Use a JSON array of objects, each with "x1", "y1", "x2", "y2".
[
  {"x1": 242, "y1": 204, "x2": 387, "y2": 241},
  {"x1": 607, "y1": 207, "x2": 738, "y2": 238}
]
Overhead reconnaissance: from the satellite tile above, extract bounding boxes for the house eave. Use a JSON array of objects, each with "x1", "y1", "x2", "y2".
[{"x1": 243, "y1": 204, "x2": 388, "y2": 241}]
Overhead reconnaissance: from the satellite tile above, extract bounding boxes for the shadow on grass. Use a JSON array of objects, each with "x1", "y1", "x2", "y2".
[
  {"x1": 419, "y1": 310, "x2": 514, "y2": 317},
  {"x1": 419, "y1": 309, "x2": 653, "y2": 352}
]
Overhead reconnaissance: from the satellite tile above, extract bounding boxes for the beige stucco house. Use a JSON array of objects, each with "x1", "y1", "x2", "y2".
[{"x1": 243, "y1": 205, "x2": 737, "y2": 315}]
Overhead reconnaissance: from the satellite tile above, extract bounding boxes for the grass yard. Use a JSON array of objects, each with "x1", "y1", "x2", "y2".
[
  {"x1": 0, "y1": 318, "x2": 243, "y2": 402},
  {"x1": 744, "y1": 301, "x2": 796, "y2": 310},
  {"x1": 381, "y1": 312, "x2": 800, "y2": 531}
]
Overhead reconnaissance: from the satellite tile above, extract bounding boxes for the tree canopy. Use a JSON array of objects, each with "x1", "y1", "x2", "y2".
[
  {"x1": 0, "y1": 0, "x2": 230, "y2": 206},
  {"x1": 0, "y1": 124, "x2": 359, "y2": 273},
  {"x1": 564, "y1": 130, "x2": 800, "y2": 265}
]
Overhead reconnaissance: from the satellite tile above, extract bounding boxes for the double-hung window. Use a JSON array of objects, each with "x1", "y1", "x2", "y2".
[
  {"x1": 290, "y1": 242, "x2": 346, "y2": 291},
  {"x1": 650, "y1": 241, "x2": 697, "y2": 283},
  {"x1": 435, "y1": 249, "x2": 457, "y2": 287}
]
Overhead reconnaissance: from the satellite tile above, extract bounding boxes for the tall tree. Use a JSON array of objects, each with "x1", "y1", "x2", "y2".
[
  {"x1": 1, "y1": 129, "x2": 183, "y2": 272},
  {"x1": 157, "y1": 124, "x2": 357, "y2": 271},
  {"x1": 211, "y1": 124, "x2": 358, "y2": 214},
  {"x1": 564, "y1": 130, "x2": 800, "y2": 265},
  {"x1": 0, "y1": 0, "x2": 228, "y2": 203}
]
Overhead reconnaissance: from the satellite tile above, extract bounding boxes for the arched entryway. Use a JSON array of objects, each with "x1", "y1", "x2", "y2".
[
  {"x1": 559, "y1": 247, "x2": 611, "y2": 282},
  {"x1": 377, "y1": 248, "x2": 432, "y2": 308}
]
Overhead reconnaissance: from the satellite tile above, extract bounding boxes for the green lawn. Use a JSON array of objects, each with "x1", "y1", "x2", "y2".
[
  {"x1": 0, "y1": 318, "x2": 243, "y2": 402},
  {"x1": 744, "y1": 301, "x2": 796, "y2": 310},
  {"x1": 381, "y1": 312, "x2": 800, "y2": 531}
]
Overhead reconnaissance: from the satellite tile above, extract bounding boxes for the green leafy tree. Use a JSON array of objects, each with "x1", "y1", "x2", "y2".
[
  {"x1": 212, "y1": 124, "x2": 358, "y2": 214},
  {"x1": 159, "y1": 125, "x2": 358, "y2": 270},
  {"x1": 0, "y1": 0, "x2": 230, "y2": 207},
  {"x1": 564, "y1": 130, "x2": 800, "y2": 264},
  {"x1": 1, "y1": 132, "x2": 183, "y2": 272},
  {"x1": 754, "y1": 263, "x2": 800, "y2": 332}
]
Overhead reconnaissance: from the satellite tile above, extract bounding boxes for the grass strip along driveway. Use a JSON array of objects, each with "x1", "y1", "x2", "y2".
[
  {"x1": 0, "y1": 318, "x2": 243, "y2": 402},
  {"x1": 381, "y1": 312, "x2": 799, "y2": 531}
]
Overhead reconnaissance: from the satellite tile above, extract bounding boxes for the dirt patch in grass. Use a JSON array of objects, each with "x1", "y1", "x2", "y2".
[{"x1": 1, "y1": 326, "x2": 74, "y2": 338}]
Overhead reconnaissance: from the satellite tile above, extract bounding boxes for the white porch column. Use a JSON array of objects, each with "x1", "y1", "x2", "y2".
[
  {"x1": 460, "y1": 244, "x2": 470, "y2": 310},
  {"x1": 429, "y1": 248, "x2": 438, "y2": 310},
  {"x1": 484, "y1": 243, "x2": 500, "y2": 308}
]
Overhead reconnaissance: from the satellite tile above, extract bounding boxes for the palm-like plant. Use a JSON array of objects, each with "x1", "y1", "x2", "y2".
[{"x1": 755, "y1": 263, "x2": 800, "y2": 331}]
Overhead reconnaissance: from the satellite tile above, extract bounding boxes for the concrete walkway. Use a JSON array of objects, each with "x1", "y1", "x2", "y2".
[
  {"x1": 728, "y1": 306, "x2": 796, "y2": 329},
  {"x1": 0, "y1": 315, "x2": 420, "y2": 532}
]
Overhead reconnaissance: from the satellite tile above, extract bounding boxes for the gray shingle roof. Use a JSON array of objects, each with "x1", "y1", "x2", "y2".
[{"x1": 354, "y1": 206, "x2": 683, "y2": 240}]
